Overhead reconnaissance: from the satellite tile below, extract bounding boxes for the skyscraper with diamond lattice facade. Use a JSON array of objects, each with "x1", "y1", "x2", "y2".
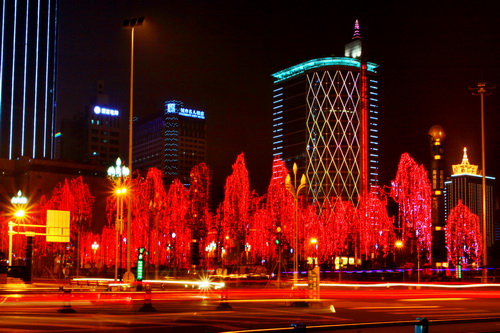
[{"x1": 271, "y1": 21, "x2": 379, "y2": 207}]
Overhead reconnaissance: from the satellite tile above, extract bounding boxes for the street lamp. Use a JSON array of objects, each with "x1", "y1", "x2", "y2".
[
  {"x1": 123, "y1": 16, "x2": 144, "y2": 275},
  {"x1": 108, "y1": 157, "x2": 129, "y2": 281},
  {"x1": 8, "y1": 191, "x2": 28, "y2": 265},
  {"x1": 285, "y1": 163, "x2": 307, "y2": 288},
  {"x1": 470, "y1": 82, "x2": 495, "y2": 283},
  {"x1": 91, "y1": 241, "x2": 99, "y2": 269},
  {"x1": 309, "y1": 238, "x2": 319, "y2": 268}
]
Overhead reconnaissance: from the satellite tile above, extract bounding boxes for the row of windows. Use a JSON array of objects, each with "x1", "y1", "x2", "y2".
[
  {"x1": 91, "y1": 129, "x2": 119, "y2": 136},
  {"x1": 91, "y1": 137, "x2": 119, "y2": 145},
  {"x1": 91, "y1": 151, "x2": 118, "y2": 158},
  {"x1": 90, "y1": 119, "x2": 119, "y2": 127},
  {"x1": 183, "y1": 137, "x2": 205, "y2": 144},
  {"x1": 179, "y1": 143, "x2": 206, "y2": 149}
]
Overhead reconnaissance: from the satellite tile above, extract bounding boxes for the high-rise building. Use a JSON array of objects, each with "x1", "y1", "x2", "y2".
[
  {"x1": 271, "y1": 21, "x2": 379, "y2": 206},
  {"x1": 0, "y1": 0, "x2": 58, "y2": 159},
  {"x1": 444, "y1": 148, "x2": 495, "y2": 248},
  {"x1": 134, "y1": 100, "x2": 206, "y2": 184},
  {"x1": 60, "y1": 83, "x2": 121, "y2": 166}
]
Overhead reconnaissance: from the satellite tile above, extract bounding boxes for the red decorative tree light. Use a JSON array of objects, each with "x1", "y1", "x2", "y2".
[{"x1": 446, "y1": 200, "x2": 482, "y2": 268}]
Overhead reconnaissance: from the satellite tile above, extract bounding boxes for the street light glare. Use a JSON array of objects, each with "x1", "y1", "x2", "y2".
[
  {"x1": 115, "y1": 187, "x2": 127, "y2": 195},
  {"x1": 15, "y1": 210, "x2": 25, "y2": 218}
]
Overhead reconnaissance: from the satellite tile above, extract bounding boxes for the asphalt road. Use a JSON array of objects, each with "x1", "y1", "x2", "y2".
[{"x1": 1, "y1": 284, "x2": 500, "y2": 332}]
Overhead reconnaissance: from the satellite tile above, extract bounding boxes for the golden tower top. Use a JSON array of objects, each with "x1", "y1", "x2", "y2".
[{"x1": 452, "y1": 147, "x2": 479, "y2": 175}]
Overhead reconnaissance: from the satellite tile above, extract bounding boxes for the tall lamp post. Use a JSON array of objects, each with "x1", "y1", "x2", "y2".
[
  {"x1": 285, "y1": 163, "x2": 307, "y2": 288},
  {"x1": 8, "y1": 191, "x2": 28, "y2": 266},
  {"x1": 123, "y1": 16, "x2": 144, "y2": 275},
  {"x1": 107, "y1": 158, "x2": 129, "y2": 281},
  {"x1": 470, "y1": 82, "x2": 495, "y2": 283}
]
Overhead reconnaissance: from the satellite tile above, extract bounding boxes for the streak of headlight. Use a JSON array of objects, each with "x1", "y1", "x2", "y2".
[
  {"x1": 295, "y1": 283, "x2": 500, "y2": 289},
  {"x1": 400, "y1": 298, "x2": 470, "y2": 302},
  {"x1": 143, "y1": 279, "x2": 225, "y2": 289},
  {"x1": 351, "y1": 305, "x2": 440, "y2": 309}
]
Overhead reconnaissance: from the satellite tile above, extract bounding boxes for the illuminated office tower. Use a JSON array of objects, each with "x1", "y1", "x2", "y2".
[
  {"x1": 444, "y1": 148, "x2": 496, "y2": 249},
  {"x1": 0, "y1": 0, "x2": 58, "y2": 159},
  {"x1": 272, "y1": 21, "x2": 379, "y2": 206},
  {"x1": 134, "y1": 100, "x2": 206, "y2": 184},
  {"x1": 60, "y1": 84, "x2": 121, "y2": 166},
  {"x1": 60, "y1": 105, "x2": 121, "y2": 166}
]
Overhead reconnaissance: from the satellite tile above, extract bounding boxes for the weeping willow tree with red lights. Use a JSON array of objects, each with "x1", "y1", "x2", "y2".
[
  {"x1": 129, "y1": 171, "x2": 156, "y2": 261},
  {"x1": 135, "y1": 168, "x2": 169, "y2": 266},
  {"x1": 319, "y1": 199, "x2": 356, "y2": 261},
  {"x1": 99, "y1": 225, "x2": 116, "y2": 268},
  {"x1": 104, "y1": 168, "x2": 169, "y2": 273},
  {"x1": 355, "y1": 189, "x2": 395, "y2": 260},
  {"x1": 163, "y1": 179, "x2": 191, "y2": 270},
  {"x1": 446, "y1": 200, "x2": 482, "y2": 268},
  {"x1": 79, "y1": 231, "x2": 101, "y2": 268},
  {"x1": 246, "y1": 201, "x2": 274, "y2": 263},
  {"x1": 222, "y1": 153, "x2": 255, "y2": 267},
  {"x1": 301, "y1": 204, "x2": 321, "y2": 260},
  {"x1": 190, "y1": 163, "x2": 211, "y2": 267},
  {"x1": 267, "y1": 158, "x2": 294, "y2": 253},
  {"x1": 247, "y1": 158, "x2": 294, "y2": 266},
  {"x1": 206, "y1": 206, "x2": 224, "y2": 267},
  {"x1": 34, "y1": 177, "x2": 94, "y2": 275},
  {"x1": 391, "y1": 153, "x2": 432, "y2": 262},
  {"x1": 69, "y1": 177, "x2": 95, "y2": 271},
  {"x1": 104, "y1": 186, "x2": 121, "y2": 270}
]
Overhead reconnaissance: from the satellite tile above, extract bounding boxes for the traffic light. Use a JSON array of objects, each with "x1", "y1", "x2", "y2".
[
  {"x1": 137, "y1": 247, "x2": 145, "y2": 281},
  {"x1": 275, "y1": 239, "x2": 280, "y2": 245},
  {"x1": 456, "y1": 256, "x2": 462, "y2": 279}
]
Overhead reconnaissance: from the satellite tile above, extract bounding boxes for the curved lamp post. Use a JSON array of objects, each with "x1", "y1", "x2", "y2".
[{"x1": 285, "y1": 163, "x2": 307, "y2": 288}]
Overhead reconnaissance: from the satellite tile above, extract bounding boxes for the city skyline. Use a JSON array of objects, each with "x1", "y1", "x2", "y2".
[{"x1": 57, "y1": 1, "x2": 499, "y2": 193}]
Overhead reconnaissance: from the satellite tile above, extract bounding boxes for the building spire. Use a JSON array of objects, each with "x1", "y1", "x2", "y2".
[
  {"x1": 353, "y1": 19, "x2": 361, "y2": 39},
  {"x1": 452, "y1": 147, "x2": 479, "y2": 175},
  {"x1": 462, "y1": 147, "x2": 469, "y2": 164}
]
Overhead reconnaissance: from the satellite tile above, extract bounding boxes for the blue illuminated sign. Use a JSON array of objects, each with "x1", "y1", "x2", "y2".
[
  {"x1": 93, "y1": 106, "x2": 119, "y2": 116},
  {"x1": 166, "y1": 102, "x2": 205, "y2": 119}
]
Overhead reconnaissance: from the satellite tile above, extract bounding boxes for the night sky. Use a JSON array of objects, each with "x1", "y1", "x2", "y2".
[{"x1": 57, "y1": 1, "x2": 500, "y2": 195}]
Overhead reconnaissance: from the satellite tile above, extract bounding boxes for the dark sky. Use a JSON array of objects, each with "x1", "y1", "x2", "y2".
[{"x1": 57, "y1": 1, "x2": 500, "y2": 195}]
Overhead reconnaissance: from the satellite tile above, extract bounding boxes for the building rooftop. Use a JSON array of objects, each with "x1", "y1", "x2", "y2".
[{"x1": 272, "y1": 57, "x2": 379, "y2": 83}]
